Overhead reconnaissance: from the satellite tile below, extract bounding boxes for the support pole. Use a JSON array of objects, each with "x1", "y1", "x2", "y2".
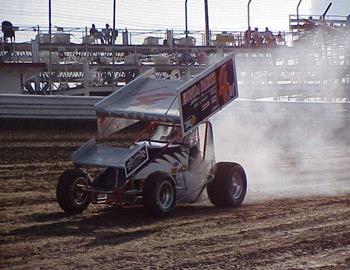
[
  {"x1": 204, "y1": 0, "x2": 210, "y2": 46},
  {"x1": 247, "y1": 0, "x2": 252, "y2": 29},
  {"x1": 321, "y1": 2, "x2": 332, "y2": 65},
  {"x1": 48, "y1": 0, "x2": 52, "y2": 94},
  {"x1": 296, "y1": 0, "x2": 302, "y2": 24},
  {"x1": 185, "y1": 0, "x2": 189, "y2": 78},
  {"x1": 185, "y1": 0, "x2": 189, "y2": 38},
  {"x1": 113, "y1": 0, "x2": 116, "y2": 43},
  {"x1": 112, "y1": 0, "x2": 116, "y2": 65},
  {"x1": 322, "y1": 2, "x2": 332, "y2": 21}
]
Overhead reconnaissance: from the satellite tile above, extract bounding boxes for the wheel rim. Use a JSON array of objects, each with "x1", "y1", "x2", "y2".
[
  {"x1": 231, "y1": 172, "x2": 243, "y2": 200},
  {"x1": 70, "y1": 176, "x2": 88, "y2": 206},
  {"x1": 157, "y1": 181, "x2": 174, "y2": 210}
]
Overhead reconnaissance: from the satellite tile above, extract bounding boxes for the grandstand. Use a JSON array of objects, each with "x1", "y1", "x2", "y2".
[{"x1": 0, "y1": 14, "x2": 349, "y2": 101}]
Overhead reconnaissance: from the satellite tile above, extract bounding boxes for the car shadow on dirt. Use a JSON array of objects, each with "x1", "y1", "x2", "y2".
[{"x1": 2, "y1": 204, "x2": 246, "y2": 247}]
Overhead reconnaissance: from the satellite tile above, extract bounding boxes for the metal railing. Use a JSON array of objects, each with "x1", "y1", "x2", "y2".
[{"x1": 0, "y1": 24, "x2": 290, "y2": 47}]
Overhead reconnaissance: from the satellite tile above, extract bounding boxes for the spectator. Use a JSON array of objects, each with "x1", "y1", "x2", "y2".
[
  {"x1": 275, "y1": 31, "x2": 284, "y2": 45},
  {"x1": 2, "y1": 21, "x2": 15, "y2": 43},
  {"x1": 89, "y1": 24, "x2": 104, "y2": 44},
  {"x1": 89, "y1": 24, "x2": 98, "y2": 37},
  {"x1": 251, "y1": 27, "x2": 262, "y2": 47},
  {"x1": 244, "y1": 26, "x2": 252, "y2": 47},
  {"x1": 303, "y1": 16, "x2": 316, "y2": 32},
  {"x1": 102, "y1": 23, "x2": 112, "y2": 44},
  {"x1": 263, "y1": 27, "x2": 275, "y2": 46}
]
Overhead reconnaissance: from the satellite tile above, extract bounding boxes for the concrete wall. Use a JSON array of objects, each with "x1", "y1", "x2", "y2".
[{"x1": 0, "y1": 73, "x2": 22, "y2": 94}]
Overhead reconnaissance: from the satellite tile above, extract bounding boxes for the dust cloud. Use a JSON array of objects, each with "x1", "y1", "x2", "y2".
[{"x1": 211, "y1": 26, "x2": 350, "y2": 202}]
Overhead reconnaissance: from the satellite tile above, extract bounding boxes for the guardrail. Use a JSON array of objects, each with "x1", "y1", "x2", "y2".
[
  {"x1": 0, "y1": 94, "x2": 349, "y2": 121},
  {"x1": 0, "y1": 94, "x2": 100, "y2": 119}
]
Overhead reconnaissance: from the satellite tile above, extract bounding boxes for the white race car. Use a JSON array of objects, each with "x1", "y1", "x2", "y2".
[{"x1": 56, "y1": 53, "x2": 247, "y2": 216}]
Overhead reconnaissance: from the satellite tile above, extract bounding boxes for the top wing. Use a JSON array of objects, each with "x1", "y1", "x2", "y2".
[
  {"x1": 94, "y1": 52, "x2": 239, "y2": 137},
  {"x1": 95, "y1": 69, "x2": 184, "y2": 123}
]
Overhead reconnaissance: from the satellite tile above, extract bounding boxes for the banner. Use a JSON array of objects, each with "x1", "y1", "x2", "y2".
[{"x1": 178, "y1": 54, "x2": 238, "y2": 134}]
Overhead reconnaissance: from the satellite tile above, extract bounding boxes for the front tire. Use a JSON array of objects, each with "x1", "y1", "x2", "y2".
[
  {"x1": 56, "y1": 169, "x2": 90, "y2": 214},
  {"x1": 207, "y1": 162, "x2": 247, "y2": 207},
  {"x1": 143, "y1": 172, "x2": 176, "y2": 217}
]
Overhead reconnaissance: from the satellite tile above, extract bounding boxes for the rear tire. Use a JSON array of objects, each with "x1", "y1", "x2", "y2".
[
  {"x1": 207, "y1": 162, "x2": 247, "y2": 207},
  {"x1": 143, "y1": 172, "x2": 176, "y2": 217},
  {"x1": 56, "y1": 169, "x2": 90, "y2": 214}
]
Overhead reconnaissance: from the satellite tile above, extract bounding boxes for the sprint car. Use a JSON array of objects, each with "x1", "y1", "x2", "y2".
[{"x1": 56, "y1": 53, "x2": 247, "y2": 216}]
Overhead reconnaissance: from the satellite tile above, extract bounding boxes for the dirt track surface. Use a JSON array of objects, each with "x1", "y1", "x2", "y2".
[{"x1": 0, "y1": 129, "x2": 349, "y2": 270}]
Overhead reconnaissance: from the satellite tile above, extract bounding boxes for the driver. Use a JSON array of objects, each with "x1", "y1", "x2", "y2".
[{"x1": 166, "y1": 127, "x2": 183, "y2": 144}]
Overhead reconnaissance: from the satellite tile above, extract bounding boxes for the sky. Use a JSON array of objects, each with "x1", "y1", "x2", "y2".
[{"x1": 1, "y1": 0, "x2": 349, "y2": 41}]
